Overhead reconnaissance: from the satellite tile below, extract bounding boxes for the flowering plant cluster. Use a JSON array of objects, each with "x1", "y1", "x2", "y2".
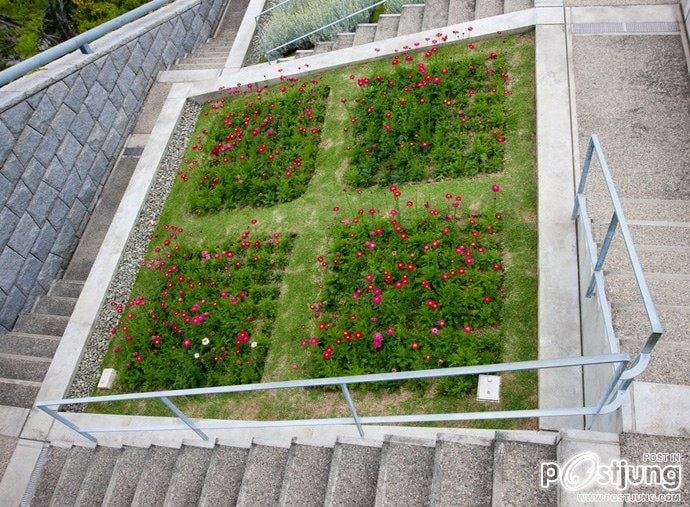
[
  {"x1": 109, "y1": 225, "x2": 294, "y2": 390},
  {"x1": 346, "y1": 47, "x2": 510, "y2": 187},
  {"x1": 303, "y1": 188, "x2": 505, "y2": 395},
  {"x1": 188, "y1": 78, "x2": 329, "y2": 212}
]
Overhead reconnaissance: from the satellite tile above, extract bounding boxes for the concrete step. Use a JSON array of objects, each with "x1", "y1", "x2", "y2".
[
  {"x1": 14, "y1": 313, "x2": 69, "y2": 337},
  {"x1": 177, "y1": 56, "x2": 228, "y2": 64},
  {"x1": 164, "y1": 445, "x2": 214, "y2": 505},
  {"x1": 324, "y1": 438, "x2": 382, "y2": 506},
  {"x1": 353, "y1": 23, "x2": 378, "y2": 46},
  {"x1": 503, "y1": 0, "x2": 531, "y2": 12},
  {"x1": 0, "y1": 352, "x2": 51, "y2": 382},
  {"x1": 294, "y1": 49, "x2": 315, "y2": 59},
  {"x1": 236, "y1": 441, "x2": 289, "y2": 506},
  {"x1": 278, "y1": 440, "x2": 333, "y2": 506},
  {"x1": 475, "y1": 0, "x2": 503, "y2": 19},
  {"x1": 397, "y1": 5, "x2": 425, "y2": 36},
  {"x1": 620, "y1": 338, "x2": 690, "y2": 385},
  {"x1": 33, "y1": 295, "x2": 77, "y2": 317},
  {"x1": 333, "y1": 33, "x2": 356, "y2": 51},
  {"x1": 172, "y1": 63, "x2": 224, "y2": 70},
  {"x1": 102, "y1": 446, "x2": 150, "y2": 507},
  {"x1": 31, "y1": 446, "x2": 70, "y2": 507},
  {"x1": 50, "y1": 446, "x2": 93, "y2": 505},
  {"x1": 74, "y1": 446, "x2": 121, "y2": 506},
  {"x1": 491, "y1": 436, "x2": 557, "y2": 506},
  {"x1": 448, "y1": 0, "x2": 475, "y2": 24},
  {"x1": 620, "y1": 197, "x2": 690, "y2": 223},
  {"x1": 421, "y1": 0, "x2": 450, "y2": 31},
  {"x1": 0, "y1": 332, "x2": 59, "y2": 358},
  {"x1": 374, "y1": 15, "x2": 400, "y2": 41},
  {"x1": 131, "y1": 446, "x2": 179, "y2": 506},
  {"x1": 606, "y1": 243, "x2": 690, "y2": 276},
  {"x1": 594, "y1": 221, "x2": 690, "y2": 248},
  {"x1": 605, "y1": 273, "x2": 689, "y2": 307},
  {"x1": 198, "y1": 444, "x2": 249, "y2": 506},
  {"x1": 613, "y1": 304, "x2": 689, "y2": 344},
  {"x1": 48, "y1": 280, "x2": 83, "y2": 298},
  {"x1": 430, "y1": 434, "x2": 494, "y2": 505},
  {"x1": 0, "y1": 377, "x2": 40, "y2": 408},
  {"x1": 313, "y1": 41, "x2": 334, "y2": 54},
  {"x1": 374, "y1": 435, "x2": 436, "y2": 506}
]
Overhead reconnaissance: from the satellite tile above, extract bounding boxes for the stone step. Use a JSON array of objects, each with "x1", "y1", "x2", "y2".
[
  {"x1": 605, "y1": 273, "x2": 689, "y2": 307},
  {"x1": 14, "y1": 313, "x2": 69, "y2": 337},
  {"x1": 374, "y1": 15, "x2": 400, "y2": 41},
  {"x1": 178, "y1": 56, "x2": 228, "y2": 64},
  {"x1": 421, "y1": 0, "x2": 450, "y2": 31},
  {"x1": 48, "y1": 280, "x2": 83, "y2": 298},
  {"x1": 164, "y1": 445, "x2": 214, "y2": 505},
  {"x1": 448, "y1": 0, "x2": 475, "y2": 24},
  {"x1": 74, "y1": 446, "x2": 121, "y2": 506},
  {"x1": 593, "y1": 221, "x2": 690, "y2": 248},
  {"x1": 102, "y1": 446, "x2": 150, "y2": 507},
  {"x1": 198, "y1": 444, "x2": 249, "y2": 507},
  {"x1": 0, "y1": 377, "x2": 40, "y2": 408},
  {"x1": 353, "y1": 23, "x2": 378, "y2": 46},
  {"x1": 475, "y1": 0, "x2": 503, "y2": 19},
  {"x1": 236, "y1": 441, "x2": 289, "y2": 506},
  {"x1": 278, "y1": 440, "x2": 333, "y2": 506},
  {"x1": 491, "y1": 435, "x2": 557, "y2": 506},
  {"x1": 613, "y1": 304, "x2": 689, "y2": 344},
  {"x1": 374, "y1": 435, "x2": 436, "y2": 506},
  {"x1": 620, "y1": 338, "x2": 690, "y2": 385},
  {"x1": 430, "y1": 434, "x2": 494, "y2": 505},
  {"x1": 172, "y1": 63, "x2": 224, "y2": 70},
  {"x1": 131, "y1": 446, "x2": 179, "y2": 506},
  {"x1": 0, "y1": 332, "x2": 59, "y2": 358},
  {"x1": 33, "y1": 295, "x2": 77, "y2": 317},
  {"x1": 0, "y1": 352, "x2": 51, "y2": 382},
  {"x1": 294, "y1": 49, "x2": 315, "y2": 59},
  {"x1": 50, "y1": 446, "x2": 94, "y2": 505},
  {"x1": 313, "y1": 41, "x2": 335, "y2": 54},
  {"x1": 31, "y1": 446, "x2": 71, "y2": 507},
  {"x1": 620, "y1": 197, "x2": 690, "y2": 223},
  {"x1": 397, "y1": 5, "x2": 425, "y2": 36},
  {"x1": 503, "y1": 0, "x2": 531, "y2": 13},
  {"x1": 333, "y1": 33, "x2": 356, "y2": 51},
  {"x1": 606, "y1": 243, "x2": 690, "y2": 276},
  {"x1": 324, "y1": 437, "x2": 382, "y2": 506}
]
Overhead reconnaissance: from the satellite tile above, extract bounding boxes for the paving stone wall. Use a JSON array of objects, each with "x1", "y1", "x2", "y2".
[{"x1": 0, "y1": 0, "x2": 226, "y2": 332}]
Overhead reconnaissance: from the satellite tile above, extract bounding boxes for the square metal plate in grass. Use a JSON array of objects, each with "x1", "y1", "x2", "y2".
[{"x1": 477, "y1": 374, "x2": 501, "y2": 402}]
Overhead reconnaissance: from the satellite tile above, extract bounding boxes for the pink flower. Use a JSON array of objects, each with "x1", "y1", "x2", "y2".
[
  {"x1": 182, "y1": 338, "x2": 192, "y2": 349},
  {"x1": 431, "y1": 327, "x2": 439, "y2": 335},
  {"x1": 386, "y1": 327, "x2": 395, "y2": 335},
  {"x1": 310, "y1": 336, "x2": 319, "y2": 346},
  {"x1": 372, "y1": 332, "x2": 383, "y2": 349},
  {"x1": 491, "y1": 184, "x2": 500, "y2": 193}
]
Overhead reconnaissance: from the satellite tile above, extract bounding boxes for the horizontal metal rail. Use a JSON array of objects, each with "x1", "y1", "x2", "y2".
[
  {"x1": 0, "y1": 0, "x2": 169, "y2": 87},
  {"x1": 37, "y1": 353, "x2": 629, "y2": 442},
  {"x1": 263, "y1": 0, "x2": 387, "y2": 61}
]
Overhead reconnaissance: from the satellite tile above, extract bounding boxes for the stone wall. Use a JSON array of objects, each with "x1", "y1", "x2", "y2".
[{"x1": 0, "y1": 0, "x2": 227, "y2": 332}]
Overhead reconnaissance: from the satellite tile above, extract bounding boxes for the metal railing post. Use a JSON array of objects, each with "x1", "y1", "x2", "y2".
[
  {"x1": 572, "y1": 137, "x2": 595, "y2": 219},
  {"x1": 586, "y1": 361, "x2": 626, "y2": 430},
  {"x1": 586, "y1": 212, "x2": 619, "y2": 297},
  {"x1": 340, "y1": 384, "x2": 364, "y2": 437},
  {"x1": 37, "y1": 405, "x2": 97, "y2": 444},
  {"x1": 160, "y1": 397, "x2": 209, "y2": 441}
]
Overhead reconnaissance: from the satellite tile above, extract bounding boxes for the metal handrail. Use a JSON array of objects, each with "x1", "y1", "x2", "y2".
[
  {"x1": 0, "y1": 0, "x2": 170, "y2": 88},
  {"x1": 262, "y1": 0, "x2": 387, "y2": 61},
  {"x1": 36, "y1": 353, "x2": 629, "y2": 443}
]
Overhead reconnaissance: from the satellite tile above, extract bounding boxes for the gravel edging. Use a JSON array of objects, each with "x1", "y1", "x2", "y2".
[{"x1": 64, "y1": 100, "x2": 201, "y2": 407}]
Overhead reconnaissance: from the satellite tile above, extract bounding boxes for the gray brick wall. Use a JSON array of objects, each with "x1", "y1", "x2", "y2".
[{"x1": 0, "y1": 0, "x2": 227, "y2": 332}]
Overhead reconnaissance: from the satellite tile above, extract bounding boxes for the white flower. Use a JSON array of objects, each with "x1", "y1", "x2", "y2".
[
  {"x1": 250, "y1": 341, "x2": 258, "y2": 348},
  {"x1": 202, "y1": 338, "x2": 210, "y2": 346},
  {"x1": 194, "y1": 353, "x2": 200, "y2": 359}
]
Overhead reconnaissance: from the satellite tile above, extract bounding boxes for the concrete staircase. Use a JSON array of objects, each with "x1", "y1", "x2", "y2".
[
  {"x1": 25, "y1": 432, "x2": 558, "y2": 506},
  {"x1": 294, "y1": 0, "x2": 533, "y2": 59}
]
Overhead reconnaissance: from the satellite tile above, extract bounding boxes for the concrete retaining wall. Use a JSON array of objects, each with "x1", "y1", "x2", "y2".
[{"x1": 0, "y1": 0, "x2": 226, "y2": 332}]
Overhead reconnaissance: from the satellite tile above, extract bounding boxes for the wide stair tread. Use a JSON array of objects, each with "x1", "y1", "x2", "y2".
[
  {"x1": 333, "y1": 33, "x2": 356, "y2": 50},
  {"x1": 397, "y1": 5, "x2": 424, "y2": 36},
  {"x1": 324, "y1": 438, "x2": 382, "y2": 506},
  {"x1": 605, "y1": 242, "x2": 690, "y2": 275},
  {"x1": 48, "y1": 280, "x2": 83, "y2": 298},
  {"x1": 313, "y1": 41, "x2": 335, "y2": 54},
  {"x1": 374, "y1": 435, "x2": 436, "y2": 506},
  {"x1": 236, "y1": 442, "x2": 289, "y2": 506},
  {"x1": 620, "y1": 338, "x2": 690, "y2": 385},
  {"x1": 0, "y1": 352, "x2": 51, "y2": 382},
  {"x1": 131, "y1": 446, "x2": 179, "y2": 506},
  {"x1": 0, "y1": 377, "x2": 41, "y2": 408},
  {"x1": 430, "y1": 434, "x2": 494, "y2": 505},
  {"x1": 375, "y1": 15, "x2": 400, "y2": 41},
  {"x1": 164, "y1": 445, "x2": 214, "y2": 506},
  {"x1": 620, "y1": 197, "x2": 690, "y2": 223},
  {"x1": 278, "y1": 440, "x2": 333, "y2": 506},
  {"x1": 353, "y1": 24, "x2": 378, "y2": 46},
  {"x1": 491, "y1": 436, "x2": 557, "y2": 506},
  {"x1": 605, "y1": 272, "x2": 689, "y2": 307},
  {"x1": 0, "y1": 332, "x2": 59, "y2": 358},
  {"x1": 613, "y1": 303, "x2": 689, "y2": 344},
  {"x1": 102, "y1": 446, "x2": 150, "y2": 507},
  {"x1": 49, "y1": 446, "x2": 93, "y2": 505},
  {"x1": 33, "y1": 295, "x2": 77, "y2": 317},
  {"x1": 74, "y1": 446, "x2": 121, "y2": 506},
  {"x1": 31, "y1": 446, "x2": 71, "y2": 507},
  {"x1": 474, "y1": 0, "x2": 503, "y2": 19},
  {"x1": 448, "y1": 0, "x2": 475, "y2": 24},
  {"x1": 421, "y1": 0, "x2": 450, "y2": 31},
  {"x1": 15, "y1": 313, "x2": 69, "y2": 337},
  {"x1": 503, "y1": 0, "x2": 532, "y2": 13},
  {"x1": 198, "y1": 444, "x2": 249, "y2": 506},
  {"x1": 594, "y1": 221, "x2": 690, "y2": 248}
]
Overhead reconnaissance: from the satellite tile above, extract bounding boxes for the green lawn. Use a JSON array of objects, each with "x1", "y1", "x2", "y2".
[{"x1": 90, "y1": 33, "x2": 538, "y2": 429}]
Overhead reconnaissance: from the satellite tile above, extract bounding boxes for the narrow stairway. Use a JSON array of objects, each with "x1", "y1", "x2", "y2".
[{"x1": 25, "y1": 432, "x2": 558, "y2": 506}]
